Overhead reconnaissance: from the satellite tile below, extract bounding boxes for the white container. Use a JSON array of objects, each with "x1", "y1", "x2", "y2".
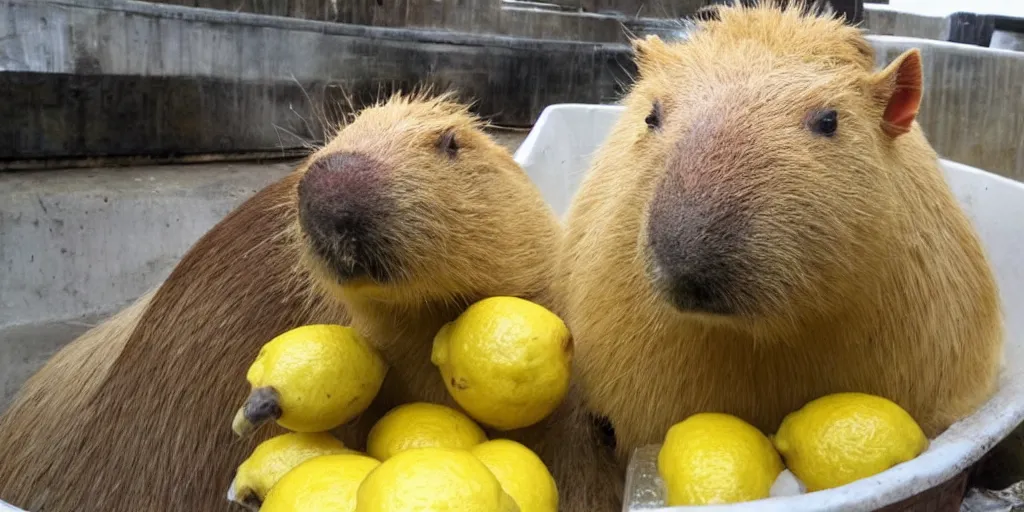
[{"x1": 513, "y1": 103, "x2": 1024, "y2": 512}]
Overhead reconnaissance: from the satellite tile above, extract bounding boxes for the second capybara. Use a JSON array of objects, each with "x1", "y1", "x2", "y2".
[
  {"x1": 559, "y1": 0, "x2": 1003, "y2": 471},
  {"x1": 299, "y1": 93, "x2": 621, "y2": 512},
  {"x1": 0, "y1": 93, "x2": 620, "y2": 512}
]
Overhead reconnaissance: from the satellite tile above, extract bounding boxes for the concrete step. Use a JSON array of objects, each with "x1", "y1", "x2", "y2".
[{"x1": 0, "y1": 0, "x2": 630, "y2": 164}]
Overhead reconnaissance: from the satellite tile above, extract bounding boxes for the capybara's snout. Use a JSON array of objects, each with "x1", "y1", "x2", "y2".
[
  {"x1": 298, "y1": 151, "x2": 397, "y2": 283},
  {"x1": 646, "y1": 146, "x2": 754, "y2": 317}
]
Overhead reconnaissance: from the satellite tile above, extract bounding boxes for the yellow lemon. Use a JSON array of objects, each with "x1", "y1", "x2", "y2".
[
  {"x1": 366, "y1": 402, "x2": 487, "y2": 461},
  {"x1": 228, "y1": 432, "x2": 351, "y2": 508},
  {"x1": 431, "y1": 296, "x2": 571, "y2": 431},
  {"x1": 773, "y1": 392, "x2": 929, "y2": 491},
  {"x1": 260, "y1": 453, "x2": 380, "y2": 512},
  {"x1": 657, "y1": 413, "x2": 783, "y2": 506},
  {"x1": 471, "y1": 439, "x2": 558, "y2": 512},
  {"x1": 355, "y1": 447, "x2": 520, "y2": 512},
  {"x1": 232, "y1": 324, "x2": 387, "y2": 436}
]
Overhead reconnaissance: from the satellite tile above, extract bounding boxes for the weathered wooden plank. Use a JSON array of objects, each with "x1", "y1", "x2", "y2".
[
  {"x1": 703, "y1": 0, "x2": 863, "y2": 24},
  {"x1": 499, "y1": 6, "x2": 628, "y2": 42},
  {"x1": 149, "y1": 0, "x2": 334, "y2": 20},
  {"x1": 445, "y1": 0, "x2": 502, "y2": 32},
  {"x1": 335, "y1": 0, "x2": 375, "y2": 23},
  {"x1": 535, "y1": 0, "x2": 583, "y2": 9},
  {"x1": 405, "y1": 0, "x2": 447, "y2": 29},
  {"x1": 286, "y1": 0, "x2": 328, "y2": 22},
  {"x1": 586, "y1": 0, "x2": 707, "y2": 16},
  {"x1": 369, "y1": 0, "x2": 408, "y2": 27}
]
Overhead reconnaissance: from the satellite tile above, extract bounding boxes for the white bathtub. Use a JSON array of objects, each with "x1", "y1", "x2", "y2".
[{"x1": 513, "y1": 103, "x2": 1024, "y2": 512}]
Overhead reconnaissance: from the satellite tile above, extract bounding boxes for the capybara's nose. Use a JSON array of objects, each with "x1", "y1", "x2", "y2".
[
  {"x1": 297, "y1": 152, "x2": 394, "y2": 282},
  {"x1": 647, "y1": 196, "x2": 743, "y2": 316},
  {"x1": 661, "y1": 268, "x2": 733, "y2": 315},
  {"x1": 298, "y1": 153, "x2": 385, "y2": 229}
]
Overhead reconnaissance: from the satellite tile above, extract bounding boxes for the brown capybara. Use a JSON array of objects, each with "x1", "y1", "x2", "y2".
[
  {"x1": 558, "y1": 0, "x2": 1004, "y2": 474},
  {"x1": 0, "y1": 93, "x2": 620, "y2": 512}
]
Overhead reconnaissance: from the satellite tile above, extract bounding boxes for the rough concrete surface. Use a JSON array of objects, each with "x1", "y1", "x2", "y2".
[
  {"x1": 0, "y1": 315, "x2": 103, "y2": 412},
  {"x1": 0, "y1": 161, "x2": 296, "y2": 328}
]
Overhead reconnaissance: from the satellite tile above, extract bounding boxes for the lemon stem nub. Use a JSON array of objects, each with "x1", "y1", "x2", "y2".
[
  {"x1": 231, "y1": 489, "x2": 262, "y2": 512},
  {"x1": 240, "y1": 494, "x2": 262, "y2": 511},
  {"x1": 232, "y1": 387, "x2": 281, "y2": 437}
]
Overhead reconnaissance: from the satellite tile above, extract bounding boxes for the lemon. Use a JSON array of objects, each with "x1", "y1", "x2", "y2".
[
  {"x1": 657, "y1": 413, "x2": 784, "y2": 506},
  {"x1": 471, "y1": 439, "x2": 558, "y2": 512},
  {"x1": 773, "y1": 392, "x2": 929, "y2": 491},
  {"x1": 431, "y1": 296, "x2": 571, "y2": 431},
  {"x1": 232, "y1": 324, "x2": 387, "y2": 435},
  {"x1": 228, "y1": 432, "x2": 351, "y2": 508},
  {"x1": 356, "y1": 447, "x2": 520, "y2": 512},
  {"x1": 260, "y1": 453, "x2": 380, "y2": 512},
  {"x1": 366, "y1": 402, "x2": 487, "y2": 461}
]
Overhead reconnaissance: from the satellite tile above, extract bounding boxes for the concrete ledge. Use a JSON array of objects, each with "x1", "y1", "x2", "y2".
[
  {"x1": 0, "y1": 161, "x2": 297, "y2": 328},
  {"x1": 0, "y1": 0, "x2": 632, "y2": 162},
  {"x1": 0, "y1": 314, "x2": 104, "y2": 411}
]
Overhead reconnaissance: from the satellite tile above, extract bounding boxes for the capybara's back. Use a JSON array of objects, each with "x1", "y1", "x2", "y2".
[{"x1": 560, "y1": 0, "x2": 1003, "y2": 467}]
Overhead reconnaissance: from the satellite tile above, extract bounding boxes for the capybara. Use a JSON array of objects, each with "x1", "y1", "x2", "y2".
[
  {"x1": 558, "y1": 0, "x2": 1003, "y2": 475},
  {"x1": 0, "y1": 93, "x2": 619, "y2": 512}
]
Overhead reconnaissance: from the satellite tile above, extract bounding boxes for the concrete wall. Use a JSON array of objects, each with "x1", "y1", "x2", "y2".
[
  {"x1": 0, "y1": 0, "x2": 632, "y2": 165},
  {"x1": 871, "y1": 37, "x2": 1024, "y2": 180},
  {"x1": 0, "y1": 162, "x2": 294, "y2": 328},
  {"x1": 3, "y1": 1, "x2": 1023, "y2": 172}
]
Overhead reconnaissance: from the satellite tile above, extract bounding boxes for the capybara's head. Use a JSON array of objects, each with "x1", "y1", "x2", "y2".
[
  {"x1": 621, "y1": 2, "x2": 926, "y2": 325},
  {"x1": 296, "y1": 92, "x2": 557, "y2": 303}
]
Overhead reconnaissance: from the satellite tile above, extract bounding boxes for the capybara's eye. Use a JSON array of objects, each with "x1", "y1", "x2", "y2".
[
  {"x1": 645, "y1": 100, "x2": 663, "y2": 131},
  {"x1": 808, "y1": 109, "x2": 839, "y2": 137},
  {"x1": 438, "y1": 129, "x2": 459, "y2": 158}
]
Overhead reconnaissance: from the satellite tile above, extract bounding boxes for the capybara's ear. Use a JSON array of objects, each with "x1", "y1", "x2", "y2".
[
  {"x1": 873, "y1": 48, "x2": 923, "y2": 138},
  {"x1": 631, "y1": 34, "x2": 669, "y2": 79}
]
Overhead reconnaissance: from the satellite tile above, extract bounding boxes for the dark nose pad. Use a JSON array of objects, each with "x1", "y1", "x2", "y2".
[
  {"x1": 647, "y1": 195, "x2": 744, "y2": 316},
  {"x1": 660, "y1": 262, "x2": 734, "y2": 315},
  {"x1": 297, "y1": 152, "x2": 393, "y2": 282}
]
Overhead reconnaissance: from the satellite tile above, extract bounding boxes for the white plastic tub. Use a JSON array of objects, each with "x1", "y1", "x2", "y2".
[{"x1": 513, "y1": 103, "x2": 1024, "y2": 512}]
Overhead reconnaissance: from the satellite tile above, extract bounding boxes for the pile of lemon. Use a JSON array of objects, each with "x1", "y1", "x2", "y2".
[
  {"x1": 226, "y1": 296, "x2": 571, "y2": 512},
  {"x1": 656, "y1": 393, "x2": 931, "y2": 506}
]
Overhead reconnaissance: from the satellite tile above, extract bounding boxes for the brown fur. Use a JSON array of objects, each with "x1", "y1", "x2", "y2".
[
  {"x1": 0, "y1": 93, "x2": 619, "y2": 512},
  {"x1": 301, "y1": 93, "x2": 620, "y2": 512},
  {"x1": 559, "y1": 0, "x2": 1004, "y2": 474}
]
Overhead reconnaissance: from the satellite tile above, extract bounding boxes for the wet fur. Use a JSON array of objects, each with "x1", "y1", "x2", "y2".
[
  {"x1": 560, "y1": 0, "x2": 1003, "y2": 471},
  {"x1": 0, "y1": 93, "x2": 619, "y2": 511}
]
